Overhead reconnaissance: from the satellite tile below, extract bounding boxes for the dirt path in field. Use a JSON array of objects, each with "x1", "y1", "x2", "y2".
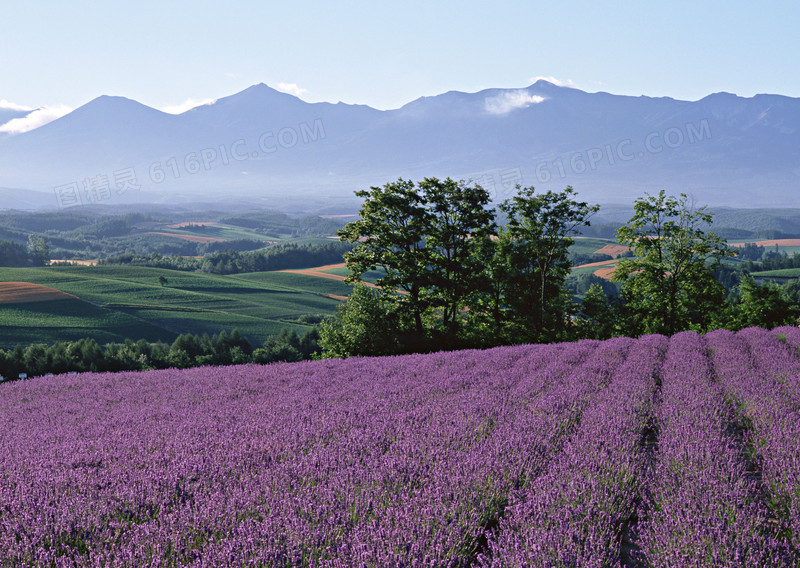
[{"x1": 0, "y1": 282, "x2": 78, "y2": 304}]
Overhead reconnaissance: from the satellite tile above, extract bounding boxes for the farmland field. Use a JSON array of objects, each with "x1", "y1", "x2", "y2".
[
  {"x1": 570, "y1": 236, "x2": 618, "y2": 256},
  {"x1": 1, "y1": 327, "x2": 799, "y2": 566},
  {"x1": 751, "y1": 268, "x2": 800, "y2": 281},
  {"x1": 0, "y1": 266, "x2": 350, "y2": 346}
]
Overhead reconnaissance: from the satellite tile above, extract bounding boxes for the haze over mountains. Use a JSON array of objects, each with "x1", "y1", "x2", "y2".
[{"x1": 1, "y1": 80, "x2": 798, "y2": 212}]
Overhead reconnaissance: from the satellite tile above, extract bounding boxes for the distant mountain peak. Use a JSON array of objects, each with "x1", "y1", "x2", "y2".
[{"x1": 0, "y1": 81, "x2": 798, "y2": 208}]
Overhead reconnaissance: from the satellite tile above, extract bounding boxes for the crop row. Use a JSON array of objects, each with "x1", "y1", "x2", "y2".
[{"x1": 1, "y1": 329, "x2": 799, "y2": 566}]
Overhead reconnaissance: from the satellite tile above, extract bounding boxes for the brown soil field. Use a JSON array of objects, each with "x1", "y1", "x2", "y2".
[
  {"x1": 594, "y1": 244, "x2": 629, "y2": 258},
  {"x1": 145, "y1": 232, "x2": 227, "y2": 243},
  {"x1": 49, "y1": 259, "x2": 99, "y2": 266},
  {"x1": 0, "y1": 282, "x2": 78, "y2": 304},
  {"x1": 729, "y1": 239, "x2": 800, "y2": 248},
  {"x1": 593, "y1": 267, "x2": 617, "y2": 280}
]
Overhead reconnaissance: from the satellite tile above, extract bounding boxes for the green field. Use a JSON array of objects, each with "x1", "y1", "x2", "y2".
[
  {"x1": 154, "y1": 223, "x2": 282, "y2": 242},
  {"x1": 569, "y1": 237, "x2": 617, "y2": 256},
  {"x1": 0, "y1": 266, "x2": 350, "y2": 347},
  {"x1": 750, "y1": 268, "x2": 800, "y2": 281},
  {"x1": 320, "y1": 266, "x2": 386, "y2": 284},
  {"x1": 569, "y1": 261, "x2": 618, "y2": 278}
]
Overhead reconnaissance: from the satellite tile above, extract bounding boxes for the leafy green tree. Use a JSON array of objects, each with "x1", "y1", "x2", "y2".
[
  {"x1": 612, "y1": 190, "x2": 733, "y2": 335},
  {"x1": 158, "y1": 275, "x2": 168, "y2": 287},
  {"x1": 319, "y1": 285, "x2": 404, "y2": 358},
  {"x1": 339, "y1": 177, "x2": 496, "y2": 341},
  {"x1": 253, "y1": 328, "x2": 303, "y2": 363},
  {"x1": 339, "y1": 179, "x2": 433, "y2": 336},
  {"x1": 575, "y1": 283, "x2": 618, "y2": 340},
  {"x1": 27, "y1": 235, "x2": 50, "y2": 266},
  {"x1": 0, "y1": 240, "x2": 31, "y2": 267},
  {"x1": 497, "y1": 185, "x2": 599, "y2": 342},
  {"x1": 422, "y1": 177, "x2": 495, "y2": 335},
  {"x1": 734, "y1": 278, "x2": 798, "y2": 330}
]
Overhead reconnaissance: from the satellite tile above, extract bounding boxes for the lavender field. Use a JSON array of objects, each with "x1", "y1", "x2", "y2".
[{"x1": 2, "y1": 328, "x2": 800, "y2": 567}]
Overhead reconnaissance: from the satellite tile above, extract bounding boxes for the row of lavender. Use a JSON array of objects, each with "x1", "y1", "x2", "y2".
[{"x1": 0, "y1": 329, "x2": 799, "y2": 566}]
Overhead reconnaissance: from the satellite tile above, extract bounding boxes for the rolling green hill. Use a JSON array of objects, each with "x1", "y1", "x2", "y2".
[
  {"x1": 750, "y1": 268, "x2": 800, "y2": 282},
  {"x1": 0, "y1": 265, "x2": 351, "y2": 347}
]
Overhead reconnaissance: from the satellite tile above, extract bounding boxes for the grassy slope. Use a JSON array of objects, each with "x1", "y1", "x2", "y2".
[
  {"x1": 0, "y1": 298, "x2": 175, "y2": 346},
  {"x1": 0, "y1": 266, "x2": 347, "y2": 347},
  {"x1": 750, "y1": 268, "x2": 800, "y2": 279},
  {"x1": 156, "y1": 224, "x2": 279, "y2": 242}
]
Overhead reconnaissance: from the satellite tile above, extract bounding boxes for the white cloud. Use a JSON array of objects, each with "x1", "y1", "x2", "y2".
[
  {"x1": 529, "y1": 76, "x2": 577, "y2": 88},
  {"x1": 159, "y1": 98, "x2": 217, "y2": 114},
  {"x1": 0, "y1": 99, "x2": 34, "y2": 111},
  {"x1": 485, "y1": 90, "x2": 546, "y2": 115},
  {"x1": 276, "y1": 82, "x2": 309, "y2": 98},
  {"x1": 0, "y1": 104, "x2": 73, "y2": 134}
]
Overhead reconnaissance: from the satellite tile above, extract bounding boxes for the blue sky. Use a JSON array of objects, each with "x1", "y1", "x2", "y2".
[{"x1": 2, "y1": 1, "x2": 799, "y2": 132}]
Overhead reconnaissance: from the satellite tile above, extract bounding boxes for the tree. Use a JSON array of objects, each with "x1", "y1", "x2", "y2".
[
  {"x1": 319, "y1": 285, "x2": 404, "y2": 358},
  {"x1": 338, "y1": 179, "x2": 433, "y2": 336},
  {"x1": 158, "y1": 275, "x2": 168, "y2": 287},
  {"x1": 339, "y1": 177, "x2": 495, "y2": 340},
  {"x1": 612, "y1": 190, "x2": 733, "y2": 335},
  {"x1": 497, "y1": 185, "x2": 599, "y2": 342},
  {"x1": 734, "y1": 278, "x2": 798, "y2": 330},
  {"x1": 575, "y1": 283, "x2": 618, "y2": 340},
  {"x1": 27, "y1": 235, "x2": 49, "y2": 266},
  {"x1": 419, "y1": 177, "x2": 495, "y2": 335}
]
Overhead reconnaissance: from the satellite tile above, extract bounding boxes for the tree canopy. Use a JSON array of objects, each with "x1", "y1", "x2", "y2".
[{"x1": 612, "y1": 190, "x2": 733, "y2": 335}]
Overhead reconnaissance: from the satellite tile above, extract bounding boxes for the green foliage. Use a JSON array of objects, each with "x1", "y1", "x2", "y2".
[
  {"x1": 574, "y1": 283, "x2": 618, "y2": 340},
  {"x1": 339, "y1": 178, "x2": 436, "y2": 335},
  {"x1": 0, "y1": 327, "x2": 323, "y2": 381},
  {"x1": 495, "y1": 185, "x2": 599, "y2": 342},
  {"x1": 253, "y1": 328, "x2": 320, "y2": 363},
  {"x1": 335, "y1": 180, "x2": 599, "y2": 352},
  {"x1": 101, "y1": 241, "x2": 353, "y2": 275},
  {"x1": 0, "y1": 240, "x2": 35, "y2": 267},
  {"x1": 319, "y1": 285, "x2": 403, "y2": 358},
  {"x1": 737, "y1": 242, "x2": 765, "y2": 262},
  {"x1": 613, "y1": 190, "x2": 733, "y2": 335},
  {"x1": 423, "y1": 177, "x2": 496, "y2": 334},
  {"x1": 732, "y1": 278, "x2": 798, "y2": 330}
]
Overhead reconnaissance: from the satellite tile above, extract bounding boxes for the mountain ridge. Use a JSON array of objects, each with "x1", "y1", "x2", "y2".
[{"x1": 0, "y1": 81, "x2": 798, "y2": 209}]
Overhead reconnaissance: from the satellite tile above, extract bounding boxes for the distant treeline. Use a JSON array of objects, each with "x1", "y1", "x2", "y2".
[
  {"x1": 0, "y1": 328, "x2": 320, "y2": 381},
  {"x1": 99, "y1": 241, "x2": 354, "y2": 274}
]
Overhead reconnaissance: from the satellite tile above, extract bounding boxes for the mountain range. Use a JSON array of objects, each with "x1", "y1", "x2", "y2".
[{"x1": 1, "y1": 81, "x2": 798, "y2": 211}]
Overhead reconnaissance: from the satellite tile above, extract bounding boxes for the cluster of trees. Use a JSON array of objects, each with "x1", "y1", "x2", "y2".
[
  {"x1": 320, "y1": 180, "x2": 800, "y2": 358},
  {"x1": 0, "y1": 328, "x2": 320, "y2": 380},
  {"x1": 0, "y1": 235, "x2": 49, "y2": 267},
  {"x1": 320, "y1": 178, "x2": 599, "y2": 355},
  {"x1": 100, "y1": 241, "x2": 354, "y2": 274}
]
